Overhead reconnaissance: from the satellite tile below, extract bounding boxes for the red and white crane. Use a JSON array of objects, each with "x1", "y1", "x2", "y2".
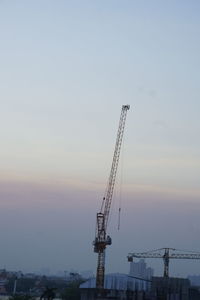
[{"x1": 93, "y1": 105, "x2": 130, "y2": 293}]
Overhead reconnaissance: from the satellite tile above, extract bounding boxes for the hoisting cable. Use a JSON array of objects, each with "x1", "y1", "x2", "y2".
[{"x1": 118, "y1": 128, "x2": 125, "y2": 230}]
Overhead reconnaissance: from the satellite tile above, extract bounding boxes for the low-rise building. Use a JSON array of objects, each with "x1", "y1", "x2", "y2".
[{"x1": 80, "y1": 273, "x2": 149, "y2": 300}]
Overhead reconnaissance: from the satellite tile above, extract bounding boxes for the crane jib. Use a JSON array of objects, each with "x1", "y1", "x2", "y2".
[{"x1": 127, "y1": 247, "x2": 200, "y2": 278}]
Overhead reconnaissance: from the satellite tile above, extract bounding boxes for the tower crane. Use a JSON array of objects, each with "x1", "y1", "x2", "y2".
[
  {"x1": 93, "y1": 105, "x2": 130, "y2": 293},
  {"x1": 127, "y1": 248, "x2": 200, "y2": 278}
]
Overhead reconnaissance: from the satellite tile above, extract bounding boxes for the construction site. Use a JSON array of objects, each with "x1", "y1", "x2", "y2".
[
  {"x1": 1, "y1": 1, "x2": 199, "y2": 300},
  {"x1": 82, "y1": 105, "x2": 200, "y2": 300}
]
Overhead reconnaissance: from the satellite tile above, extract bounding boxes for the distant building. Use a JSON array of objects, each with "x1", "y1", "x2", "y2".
[
  {"x1": 129, "y1": 259, "x2": 153, "y2": 280},
  {"x1": 188, "y1": 275, "x2": 200, "y2": 286},
  {"x1": 0, "y1": 270, "x2": 8, "y2": 295},
  {"x1": 0, "y1": 279, "x2": 7, "y2": 295}
]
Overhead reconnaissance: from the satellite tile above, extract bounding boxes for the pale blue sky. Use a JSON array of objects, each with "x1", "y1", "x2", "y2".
[{"x1": 0, "y1": 1, "x2": 200, "y2": 276}]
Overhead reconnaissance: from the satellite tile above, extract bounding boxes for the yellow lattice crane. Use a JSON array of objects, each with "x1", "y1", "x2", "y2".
[
  {"x1": 128, "y1": 248, "x2": 200, "y2": 278},
  {"x1": 93, "y1": 105, "x2": 130, "y2": 295}
]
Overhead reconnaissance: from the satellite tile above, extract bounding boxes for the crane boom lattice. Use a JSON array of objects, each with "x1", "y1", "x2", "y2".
[{"x1": 127, "y1": 248, "x2": 200, "y2": 278}]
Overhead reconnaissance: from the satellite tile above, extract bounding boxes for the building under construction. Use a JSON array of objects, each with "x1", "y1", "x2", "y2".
[
  {"x1": 80, "y1": 273, "x2": 200, "y2": 300},
  {"x1": 80, "y1": 273, "x2": 149, "y2": 300},
  {"x1": 88, "y1": 107, "x2": 200, "y2": 299},
  {"x1": 127, "y1": 248, "x2": 200, "y2": 279},
  {"x1": 81, "y1": 246, "x2": 200, "y2": 299}
]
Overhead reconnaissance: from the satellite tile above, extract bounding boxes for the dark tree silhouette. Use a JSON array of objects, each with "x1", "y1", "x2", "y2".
[{"x1": 40, "y1": 287, "x2": 57, "y2": 300}]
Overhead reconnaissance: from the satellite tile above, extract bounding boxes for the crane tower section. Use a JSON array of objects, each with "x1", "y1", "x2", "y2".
[{"x1": 93, "y1": 105, "x2": 130, "y2": 292}]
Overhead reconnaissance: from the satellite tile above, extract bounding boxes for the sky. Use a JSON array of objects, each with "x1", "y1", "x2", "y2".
[{"x1": 0, "y1": 0, "x2": 200, "y2": 277}]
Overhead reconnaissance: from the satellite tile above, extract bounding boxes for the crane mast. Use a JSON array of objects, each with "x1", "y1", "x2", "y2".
[
  {"x1": 93, "y1": 105, "x2": 130, "y2": 293},
  {"x1": 127, "y1": 248, "x2": 200, "y2": 278}
]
